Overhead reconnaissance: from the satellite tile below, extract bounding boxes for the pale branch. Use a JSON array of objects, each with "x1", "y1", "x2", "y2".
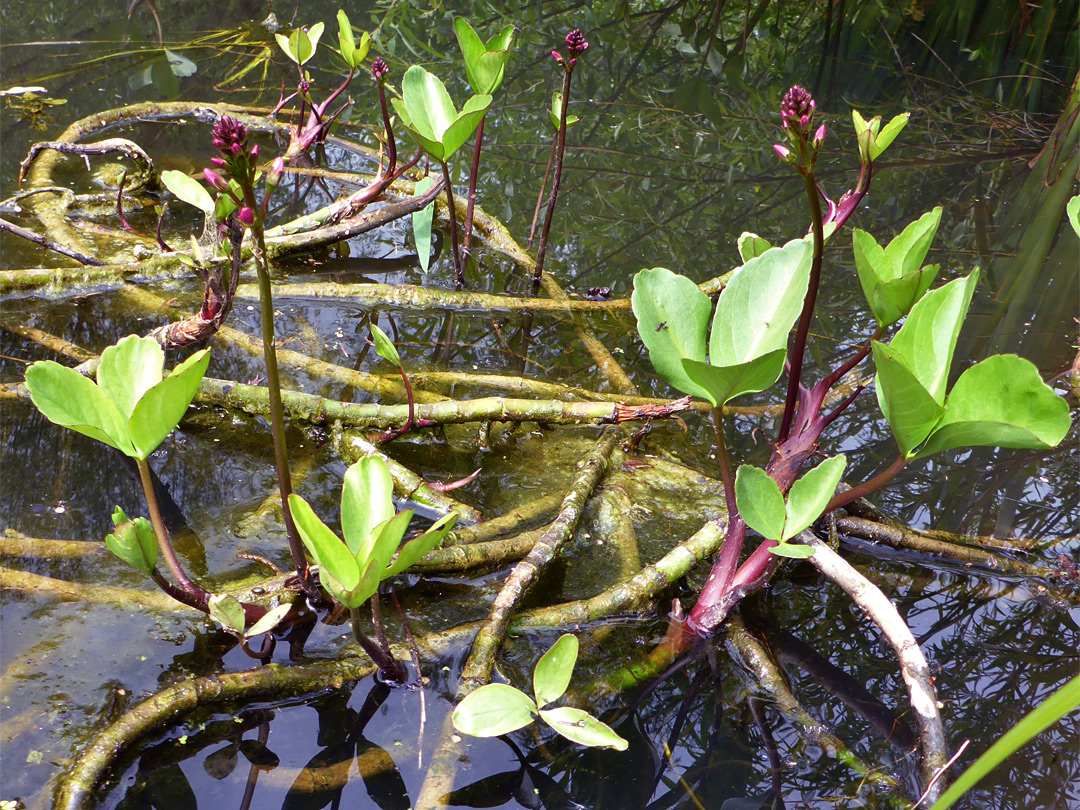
[{"x1": 798, "y1": 532, "x2": 949, "y2": 800}]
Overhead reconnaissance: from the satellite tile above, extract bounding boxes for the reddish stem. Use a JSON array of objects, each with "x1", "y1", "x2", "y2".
[{"x1": 825, "y1": 454, "x2": 908, "y2": 514}]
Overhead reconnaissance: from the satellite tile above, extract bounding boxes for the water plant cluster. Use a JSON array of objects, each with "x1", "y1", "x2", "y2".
[{"x1": 1, "y1": 4, "x2": 1077, "y2": 809}]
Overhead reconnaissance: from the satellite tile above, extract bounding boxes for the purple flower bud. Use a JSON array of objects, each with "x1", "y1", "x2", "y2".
[
  {"x1": 300, "y1": 79, "x2": 310, "y2": 94},
  {"x1": 552, "y1": 50, "x2": 563, "y2": 63},
  {"x1": 371, "y1": 58, "x2": 388, "y2": 79},
  {"x1": 813, "y1": 124, "x2": 827, "y2": 148},
  {"x1": 773, "y1": 144, "x2": 793, "y2": 162},
  {"x1": 565, "y1": 28, "x2": 589, "y2": 57},
  {"x1": 238, "y1": 206, "x2": 256, "y2": 226},
  {"x1": 210, "y1": 157, "x2": 226, "y2": 168},
  {"x1": 249, "y1": 144, "x2": 260, "y2": 160},
  {"x1": 268, "y1": 156, "x2": 285, "y2": 185},
  {"x1": 211, "y1": 115, "x2": 249, "y2": 158},
  {"x1": 203, "y1": 168, "x2": 229, "y2": 192},
  {"x1": 781, "y1": 85, "x2": 815, "y2": 138}
]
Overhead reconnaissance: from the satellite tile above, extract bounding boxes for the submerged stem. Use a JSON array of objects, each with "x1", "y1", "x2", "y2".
[{"x1": 350, "y1": 606, "x2": 406, "y2": 683}]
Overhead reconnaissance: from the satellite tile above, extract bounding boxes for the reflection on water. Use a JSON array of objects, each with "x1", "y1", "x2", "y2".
[{"x1": 1, "y1": 1, "x2": 1077, "y2": 808}]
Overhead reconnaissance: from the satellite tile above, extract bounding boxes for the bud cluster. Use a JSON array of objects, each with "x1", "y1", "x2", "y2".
[
  {"x1": 552, "y1": 28, "x2": 589, "y2": 69},
  {"x1": 371, "y1": 57, "x2": 389, "y2": 80},
  {"x1": 774, "y1": 85, "x2": 826, "y2": 172}
]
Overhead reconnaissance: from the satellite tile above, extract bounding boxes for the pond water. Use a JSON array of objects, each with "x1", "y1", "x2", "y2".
[{"x1": 1, "y1": 1, "x2": 1077, "y2": 809}]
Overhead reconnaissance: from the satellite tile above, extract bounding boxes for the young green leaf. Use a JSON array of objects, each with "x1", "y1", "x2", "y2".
[
  {"x1": 340, "y1": 456, "x2": 396, "y2": 556},
  {"x1": 768, "y1": 541, "x2": 815, "y2": 559},
  {"x1": 160, "y1": 170, "x2": 215, "y2": 215},
  {"x1": 887, "y1": 271, "x2": 979, "y2": 404},
  {"x1": 245, "y1": 603, "x2": 293, "y2": 638},
  {"x1": 127, "y1": 349, "x2": 210, "y2": 459},
  {"x1": 370, "y1": 323, "x2": 402, "y2": 369},
  {"x1": 853, "y1": 209, "x2": 942, "y2": 327},
  {"x1": 104, "y1": 508, "x2": 157, "y2": 573},
  {"x1": 1068, "y1": 195, "x2": 1080, "y2": 237},
  {"x1": 384, "y1": 512, "x2": 458, "y2": 577},
  {"x1": 96, "y1": 335, "x2": 164, "y2": 419},
  {"x1": 631, "y1": 267, "x2": 712, "y2": 401},
  {"x1": 708, "y1": 238, "x2": 812, "y2": 370},
  {"x1": 454, "y1": 17, "x2": 515, "y2": 95},
  {"x1": 871, "y1": 341, "x2": 945, "y2": 457},
  {"x1": 533, "y1": 634, "x2": 578, "y2": 709},
  {"x1": 209, "y1": 594, "x2": 246, "y2": 634},
  {"x1": 547, "y1": 92, "x2": 580, "y2": 131},
  {"x1": 452, "y1": 683, "x2": 537, "y2": 737},
  {"x1": 411, "y1": 176, "x2": 437, "y2": 272},
  {"x1": 538, "y1": 707, "x2": 628, "y2": 750},
  {"x1": 870, "y1": 112, "x2": 909, "y2": 160},
  {"x1": 363, "y1": 510, "x2": 415, "y2": 577},
  {"x1": 681, "y1": 350, "x2": 787, "y2": 407},
  {"x1": 915, "y1": 355, "x2": 1070, "y2": 459},
  {"x1": 736, "y1": 232, "x2": 772, "y2": 262},
  {"x1": 288, "y1": 493, "x2": 361, "y2": 592},
  {"x1": 336, "y1": 11, "x2": 370, "y2": 69},
  {"x1": 734, "y1": 465, "x2": 786, "y2": 542},
  {"x1": 392, "y1": 66, "x2": 491, "y2": 163},
  {"x1": 276, "y1": 23, "x2": 324, "y2": 66},
  {"x1": 782, "y1": 455, "x2": 847, "y2": 541},
  {"x1": 25, "y1": 361, "x2": 135, "y2": 455}
]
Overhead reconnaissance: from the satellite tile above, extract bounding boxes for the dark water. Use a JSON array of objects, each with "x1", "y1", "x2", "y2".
[{"x1": 1, "y1": 1, "x2": 1077, "y2": 808}]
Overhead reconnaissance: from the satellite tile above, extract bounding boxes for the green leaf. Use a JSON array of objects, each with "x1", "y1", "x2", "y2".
[
  {"x1": 854, "y1": 211, "x2": 943, "y2": 327},
  {"x1": 337, "y1": 556, "x2": 385, "y2": 608},
  {"x1": 915, "y1": 355, "x2": 1071, "y2": 459},
  {"x1": 681, "y1": 350, "x2": 787, "y2": 407},
  {"x1": 128, "y1": 349, "x2": 210, "y2": 459},
  {"x1": 547, "y1": 92, "x2": 579, "y2": 131},
  {"x1": 395, "y1": 66, "x2": 491, "y2": 162},
  {"x1": 104, "y1": 511, "x2": 157, "y2": 573},
  {"x1": 278, "y1": 23, "x2": 323, "y2": 66},
  {"x1": 454, "y1": 18, "x2": 515, "y2": 95},
  {"x1": 385, "y1": 512, "x2": 458, "y2": 577},
  {"x1": 160, "y1": 170, "x2": 215, "y2": 215},
  {"x1": 768, "y1": 541, "x2": 815, "y2": 559},
  {"x1": 851, "y1": 109, "x2": 872, "y2": 164},
  {"x1": 889, "y1": 271, "x2": 979, "y2": 404},
  {"x1": 782, "y1": 455, "x2": 847, "y2": 541},
  {"x1": 709, "y1": 238, "x2": 812, "y2": 367},
  {"x1": 734, "y1": 465, "x2": 786, "y2": 542},
  {"x1": 870, "y1": 112, "x2": 909, "y2": 160},
  {"x1": 336, "y1": 11, "x2": 370, "y2": 68},
  {"x1": 438, "y1": 94, "x2": 493, "y2": 161},
  {"x1": 928, "y1": 674, "x2": 1080, "y2": 810},
  {"x1": 209, "y1": 594, "x2": 246, "y2": 634},
  {"x1": 340, "y1": 456, "x2": 396, "y2": 556},
  {"x1": 533, "y1": 634, "x2": 578, "y2": 708},
  {"x1": 887, "y1": 207, "x2": 942, "y2": 281},
  {"x1": 453, "y1": 683, "x2": 537, "y2": 737},
  {"x1": 288, "y1": 494, "x2": 360, "y2": 591},
  {"x1": 370, "y1": 323, "x2": 402, "y2": 368},
  {"x1": 736, "y1": 232, "x2": 772, "y2": 262},
  {"x1": 412, "y1": 176, "x2": 436, "y2": 272},
  {"x1": 539, "y1": 707, "x2": 628, "y2": 750},
  {"x1": 365, "y1": 510, "x2": 415, "y2": 576},
  {"x1": 245, "y1": 603, "x2": 293, "y2": 638},
  {"x1": 97, "y1": 335, "x2": 164, "y2": 419},
  {"x1": 631, "y1": 267, "x2": 712, "y2": 401},
  {"x1": 25, "y1": 360, "x2": 135, "y2": 455},
  {"x1": 1068, "y1": 195, "x2": 1080, "y2": 238},
  {"x1": 872, "y1": 341, "x2": 945, "y2": 457}
]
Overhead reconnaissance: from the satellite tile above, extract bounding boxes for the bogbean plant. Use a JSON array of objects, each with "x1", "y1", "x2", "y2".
[{"x1": 631, "y1": 86, "x2": 1071, "y2": 634}]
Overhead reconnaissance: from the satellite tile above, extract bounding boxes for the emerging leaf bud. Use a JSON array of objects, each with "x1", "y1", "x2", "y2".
[{"x1": 238, "y1": 206, "x2": 256, "y2": 226}]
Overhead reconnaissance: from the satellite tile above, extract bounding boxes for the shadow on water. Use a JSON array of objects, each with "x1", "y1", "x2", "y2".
[{"x1": 1, "y1": 1, "x2": 1077, "y2": 808}]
